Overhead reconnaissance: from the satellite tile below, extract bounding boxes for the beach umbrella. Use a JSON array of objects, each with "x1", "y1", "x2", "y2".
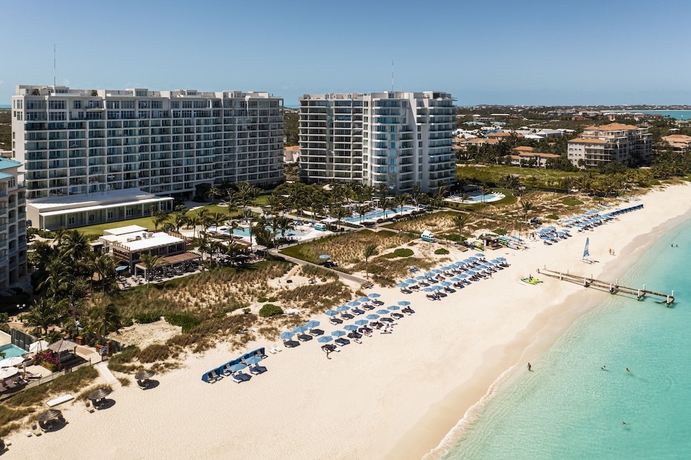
[
  {"x1": 397, "y1": 283, "x2": 409, "y2": 288},
  {"x1": 87, "y1": 387, "x2": 112, "y2": 401},
  {"x1": 305, "y1": 320, "x2": 320, "y2": 329},
  {"x1": 280, "y1": 331, "x2": 295, "y2": 340},
  {"x1": 37, "y1": 409, "x2": 62, "y2": 423},
  {"x1": 244, "y1": 356, "x2": 262, "y2": 366},
  {"x1": 355, "y1": 319, "x2": 368, "y2": 326},
  {"x1": 496, "y1": 257, "x2": 506, "y2": 262},
  {"x1": 408, "y1": 267, "x2": 417, "y2": 272},
  {"x1": 29, "y1": 340, "x2": 49, "y2": 353},
  {"x1": 229, "y1": 363, "x2": 247, "y2": 372},
  {"x1": 347, "y1": 301, "x2": 360, "y2": 307},
  {"x1": 441, "y1": 281, "x2": 452, "y2": 287},
  {"x1": 331, "y1": 330, "x2": 346, "y2": 338},
  {"x1": 467, "y1": 257, "x2": 478, "y2": 262},
  {"x1": 368, "y1": 293, "x2": 381, "y2": 298},
  {"x1": 388, "y1": 305, "x2": 400, "y2": 311},
  {"x1": 376, "y1": 309, "x2": 389, "y2": 315},
  {"x1": 317, "y1": 336, "x2": 333, "y2": 343},
  {"x1": 432, "y1": 269, "x2": 442, "y2": 274},
  {"x1": 0, "y1": 357, "x2": 25, "y2": 368},
  {"x1": 432, "y1": 285, "x2": 443, "y2": 291},
  {"x1": 423, "y1": 287, "x2": 435, "y2": 292},
  {"x1": 325, "y1": 310, "x2": 339, "y2": 317},
  {"x1": 0, "y1": 367, "x2": 18, "y2": 379},
  {"x1": 358, "y1": 297, "x2": 370, "y2": 303},
  {"x1": 293, "y1": 325, "x2": 309, "y2": 334},
  {"x1": 319, "y1": 254, "x2": 331, "y2": 260},
  {"x1": 337, "y1": 305, "x2": 350, "y2": 312},
  {"x1": 415, "y1": 276, "x2": 426, "y2": 281},
  {"x1": 475, "y1": 253, "x2": 485, "y2": 258},
  {"x1": 344, "y1": 324, "x2": 358, "y2": 331},
  {"x1": 134, "y1": 369, "x2": 155, "y2": 381},
  {"x1": 366, "y1": 314, "x2": 380, "y2": 320},
  {"x1": 398, "y1": 300, "x2": 411, "y2": 306}
]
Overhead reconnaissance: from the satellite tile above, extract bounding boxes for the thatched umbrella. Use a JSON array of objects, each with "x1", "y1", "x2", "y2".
[
  {"x1": 134, "y1": 369, "x2": 155, "y2": 382},
  {"x1": 87, "y1": 387, "x2": 112, "y2": 402},
  {"x1": 37, "y1": 409, "x2": 62, "y2": 423}
]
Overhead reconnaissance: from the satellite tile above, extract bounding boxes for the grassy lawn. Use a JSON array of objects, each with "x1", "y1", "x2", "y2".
[
  {"x1": 254, "y1": 194, "x2": 271, "y2": 207},
  {"x1": 456, "y1": 164, "x2": 584, "y2": 186},
  {"x1": 78, "y1": 216, "x2": 158, "y2": 236}
]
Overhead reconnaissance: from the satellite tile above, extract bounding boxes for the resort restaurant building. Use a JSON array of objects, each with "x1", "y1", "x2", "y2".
[
  {"x1": 27, "y1": 188, "x2": 173, "y2": 231},
  {"x1": 98, "y1": 225, "x2": 196, "y2": 272}
]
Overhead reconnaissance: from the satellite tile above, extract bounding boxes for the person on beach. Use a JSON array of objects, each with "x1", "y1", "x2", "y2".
[
  {"x1": 602, "y1": 365, "x2": 607, "y2": 370},
  {"x1": 527, "y1": 363, "x2": 532, "y2": 372},
  {"x1": 625, "y1": 368, "x2": 631, "y2": 373}
]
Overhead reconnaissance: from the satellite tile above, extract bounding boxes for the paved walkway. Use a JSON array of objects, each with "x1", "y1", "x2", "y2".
[
  {"x1": 269, "y1": 249, "x2": 368, "y2": 285},
  {"x1": 94, "y1": 361, "x2": 118, "y2": 385}
]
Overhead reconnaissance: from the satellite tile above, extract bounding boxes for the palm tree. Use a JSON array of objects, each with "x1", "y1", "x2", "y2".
[
  {"x1": 89, "y1": 302, "x2": 122, "y2": 339},
  {"x1": 363, "y1": 244, "x2": 377, "y2": 280},
  {"x1": 90, "y1": 253, "x2": 117, "y2": 293},
  {"x1": 395, "y1": 193, "x2": 410, "y2": 213},
  {"x1": 452, "y1": 213, "x2": 470, "y2": 243},
  {"x1": 520, "y1": 200, "x2": 534, "y2": 222},
  {"x1": 140, "y1": 253, "x2": 164, "y2": 285},
  {"x1": 169, "y1": 211, "x2": 188, "y2": 233},
  {"x1": 207, "y1": 187, "x2": 223, "y2": 204},
  {"x1": 151, "y1": 210, "x2": 168, "y2": 232},
  {"x1": 380, "y1": 197, "x2": 391, "y2": 218},
  {"x1": 25, "y1": 298, "x2": 69, "y2": 336},
  {"x1": 186, "y1": 215, "x2": 201, "y2": 239}
]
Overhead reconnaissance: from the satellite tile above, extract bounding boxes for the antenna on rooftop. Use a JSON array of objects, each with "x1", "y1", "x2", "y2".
[
  {"x1": 391, "y1": 59, "x2": 394, "y2": 92},
  {"x1": 53, "y1": 44, "x2": 56, "y2": 87}
]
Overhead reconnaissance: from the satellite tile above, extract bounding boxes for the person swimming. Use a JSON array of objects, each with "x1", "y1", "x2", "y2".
[
  {"x1": 625, "y1": 368, "x2": 631, "y2": 373},
  {"x1": 602, "y1": 365, "x2": 607, "y2": 370}
]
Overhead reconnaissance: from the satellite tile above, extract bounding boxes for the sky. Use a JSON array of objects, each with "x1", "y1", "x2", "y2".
[{"x1": 2, "y1": 0, "x2": 691, "y2": 107}]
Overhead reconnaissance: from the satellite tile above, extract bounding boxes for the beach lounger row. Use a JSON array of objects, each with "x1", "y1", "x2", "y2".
[{"x1": 202, "y1": 347, "x2": 267, "y2": 384}]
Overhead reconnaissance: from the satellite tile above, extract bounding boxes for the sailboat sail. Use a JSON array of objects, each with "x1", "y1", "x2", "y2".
[{"x1": 583, "y1": 237, "x2": 590, "y2": 259}]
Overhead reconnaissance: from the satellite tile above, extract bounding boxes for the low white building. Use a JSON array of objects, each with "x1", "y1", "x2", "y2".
[
  {"x1": 98, "y1": 225, "x2": 194, "y2": 271},
  {"x1": 28, "y1": 188, "x2": 172, "y2": 231}
]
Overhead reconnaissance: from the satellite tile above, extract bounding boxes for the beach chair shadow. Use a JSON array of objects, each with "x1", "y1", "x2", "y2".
[{"x1": 95, "y1": 398, "x2": 116, "y2": 410}]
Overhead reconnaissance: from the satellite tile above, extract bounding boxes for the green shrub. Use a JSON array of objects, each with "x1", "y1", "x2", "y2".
[
  {"x1": 165, "y1": 313, "x2": 201, "y2": 332},
  {"x1": 135, "y1": 311, "x2": 162, "y2": 324},
  {"x1": 491, "y1": 229, "x2": 507, "y2": 235},
  {"x1": 393, "y1": 248, "x2": 414, "y2": 257},
  {"x1": 108, "y1": 346, "x2": 140, "y2": 373},
  {"x1": 259, "y1": 304, "x2": 283, "y2": 317},
  {"x1": 434, "y1": 248, "x2": 450, "y2": 255},
  {"x1": 562, "y1": 198, "x2": 583, "y2": 206},
  {"x1": 138, "y1": 344, "x2": 170, "y2": 363},
  {"x1": 546, "y1": 214, "x2": 559, "y2": 220}
]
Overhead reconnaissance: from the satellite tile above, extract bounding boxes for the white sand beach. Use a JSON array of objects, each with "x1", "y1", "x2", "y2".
[{"x1": 5, "y1": 184, "x2": 691, "y2": 460}]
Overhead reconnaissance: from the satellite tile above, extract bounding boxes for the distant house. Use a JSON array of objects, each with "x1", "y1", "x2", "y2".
[
  {"x1": 458, "y1": 137, "x2": 500, "y2": 150},
  {"x1": 487, "y1": 131, "x2": 524, "y2": 140},
  {"x1": 567, "y1": 123, "x2": 652, "y2": 168},
  {"x1": 284, "y1": 145, "x2": 301, "y2": 163},
  {"x1": 507, "y1": 146, "x2": 560, "y2": 167},
  {"x1": 662, "y1": 134, "x2": 691, "y2": 152}
]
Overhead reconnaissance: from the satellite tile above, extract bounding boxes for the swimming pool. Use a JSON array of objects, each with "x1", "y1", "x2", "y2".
[
  {"x1": 343, "y1": 205, "x2": 416, "y2": 224},
  {"x1": 0, "y1": 343, "x2": 28, "y2": 358},
  {"x1": 446, "y1": 192, "x2": 505, "y2": 204},
  {"x1": 208, "y1": 225, "x2": 307, "y2": 238}
]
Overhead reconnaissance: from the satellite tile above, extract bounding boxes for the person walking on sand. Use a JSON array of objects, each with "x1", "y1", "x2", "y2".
[{"x1": 527, "y1": 362, "x2": 532, "y2": 372}]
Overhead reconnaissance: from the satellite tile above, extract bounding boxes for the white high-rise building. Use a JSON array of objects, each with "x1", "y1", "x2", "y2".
[
  {"x1": 299, "y1": 91, "x2": 456, "y2": 193},
  {"x1": 11, "y1": 86, "x2": 284, "y2": 229},
  {"x1": 0, "y1": 159, "x2": 28, "y2": 289}
]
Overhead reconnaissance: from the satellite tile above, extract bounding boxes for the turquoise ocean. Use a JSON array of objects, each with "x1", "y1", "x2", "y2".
[
  {"x1": 442, "y1": 216, "x2": 691, "y2": 459},
  {"x1": 625, "y1": 110, "x2": 691, "y2": 120}
]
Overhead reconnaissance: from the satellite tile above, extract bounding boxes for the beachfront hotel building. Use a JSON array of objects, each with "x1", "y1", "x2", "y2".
[
  {"x1": 298, "y1": 91, "x2": 456, "y2": 193},
  {"x1": 0, "y1": 159, "x2": 28, "y2": 290},
  {"x1": 567, "y1": 123, "x2": 653, "y2": 168},
  {"x1": 11, "y1": 85, "x2": 284, "y2": 229}
]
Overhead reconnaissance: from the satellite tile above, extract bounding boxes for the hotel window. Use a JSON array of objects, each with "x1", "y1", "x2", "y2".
[
  {"x1": 73, "y1": 100, "x2": 82, "y2": 109},
  {"x1": 49, "y1": 100, "x2": 66, "y2": 110},
  {"x1": 107, "y1": 211, "x2": 114, "y2": 219},
  {"x1": 68, "y1": 216, "x2": 75, "y2": 225}
]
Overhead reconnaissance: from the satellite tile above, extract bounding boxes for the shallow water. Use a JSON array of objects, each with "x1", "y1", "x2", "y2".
[{"x1": 443, "y1": 218, "x2": 691, "y2": 459}]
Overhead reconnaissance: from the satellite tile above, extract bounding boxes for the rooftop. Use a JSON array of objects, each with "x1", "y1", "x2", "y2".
[
  {"x1": 569, "y1": 138, "x2": 607, "y2": 144},
  {"x1": 583, "y1": 123, "x2": 639, "y2": 132},
  {"x1": 100, "y1": 229, "x2": 184, "y2": 252},
  {"x1": 0, "y1": 158, "x2": 21, "y2": 171}
]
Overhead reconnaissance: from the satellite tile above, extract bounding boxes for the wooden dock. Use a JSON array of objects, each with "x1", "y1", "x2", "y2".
[{"x1": 537, "y1": 268, "x2": 675, "y2": 306}]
